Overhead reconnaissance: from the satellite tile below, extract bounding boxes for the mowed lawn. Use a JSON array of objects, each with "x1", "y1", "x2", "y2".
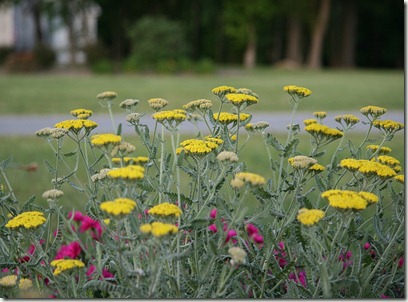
[{"x1": 0, "y1": 68, "x2": 404, "y2": 114}]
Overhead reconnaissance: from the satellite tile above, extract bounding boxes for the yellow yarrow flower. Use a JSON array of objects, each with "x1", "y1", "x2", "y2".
[
  {"x1": 358, "y1": 191, "x2": 379, "y2": 204},
  {"x1": 112, "y1": 156, "x2": 149, "y2": 166},
  {"x1": 335, "y1": 114, "x2": 360, "y2": 127},
  {"x1": 54, "y1": 119, "x2": 98, "y2": 134},
  {"x1": 152, "y1": 109, "x2": 186, "y2": 124},
  {"x1": 394, "y1": 175, "x2": 404, "y2": 184},
  {"x1": 375, "y1": 155, "x2": 400, "y2": 167},
  {"x1": 297, "y1": 208, "x2": 325, "y2": 226},
  {"x1": 305, "y1": 123, "x2": 343, "y2": 140},
  {"x1": 91, "y1": 133, "x2": 122, "y2": 147},
  {"x1": 373, "y1": 120, "x2": 404, "y2": 134},
  {"x1": 139, "y1": 221, "x2": 178, "y2": 238},
  {"x1": 50, "y1": 259, "x2": 85, "y2": 276},
  {"x1": 313, "y1": 112, "x2": 327, "y2": 119},
  {"x1": 283, "y1": 85, "x2": 312, "y2": 98},
  {"x1": 357, "y1": 160, "x2": 396, "y2": 179},
  {"x1": 5, "y1": 211, "x2": 46, "y2": 230},
  {"x1": 309, "y1": 163, "x2": 325, "y2": 173},
  {"x1": 367, "y1": 145, "x2": 392, "y2": 155},
  {"x1": 97, "y1": 91, "x2": 117, "y2": 100},
  {"x1": 148, "y1": 202, "x2": 182, "y2": 218},
  {"x1": 232, "y1": 172, "x2": 265, "y2": 187},
  {"x1": 304, "y1": 119, "x2": 318, "y2": 126},
  {"x1": 211, "y1": 85, "x2": 237, "y2": 97},
  {"x1": 360, "y1": 105, "x2": 387, "y2": 118},
  {"x1": 100, "y1": 198, "x2": 137, "y2": 217},
  {"x1": 179, "y1": 139, "x2": 219, "y2": 156},
  {"x1": 213, "y1": 112, "x2": 251, "y2": 125},
  {"x1": 321, "y1": 190, "x2": 368, "y2": 211},
  {"x1": 339, "y1": 158, "x2": 361, "y2": 171},
  {"x1": 204, "y1": 136, "x2": 224, "y2": 145},
  {"x1": 225, "y1": 93, "x2": 258, "y2": 108},
  {"x1": 70, "y1": 109, "x2": 93, "y2": 119},
  {"x1": 107, "y1": 165, "x2": 145, "y2": 181}
]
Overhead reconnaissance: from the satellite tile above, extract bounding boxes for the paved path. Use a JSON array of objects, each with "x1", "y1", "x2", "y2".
[{"x1": 0, "y1": 111, "x2": 404, "y2": 136}]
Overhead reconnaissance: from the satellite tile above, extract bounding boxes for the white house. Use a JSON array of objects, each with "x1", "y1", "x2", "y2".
[{"x1": 0, "y1": 1, "x2": 100, "y2": 65}]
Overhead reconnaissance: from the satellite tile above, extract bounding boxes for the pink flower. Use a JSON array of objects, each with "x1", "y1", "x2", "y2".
[
  {"x1": 278, "y1": 257, "x2": 288, "y2": 268},
  {"x1": 86, "y1": 264, "x2": 114, "y2": 280},
  {"x1": 278, "y1": 241, "x2": 285, "y2": 251},
  {"x1": 55, "y1": 241, "x2": 82, "y2": 260},
  {"x1": 68, "y1": 211, "x2": 84, "y2": 222},
  {"x1": 210, "y1": 208, "x2": 218, "y2": 219},
  {"x1": 289, "y1": 270, "x2": 307, "y2": 288},
  {"x1": 363, "y1": 242, "x2": 371, "y2": 250},
  {"x1": 208, "y1": 224, "x2": 218, "y2": 233},
  {"x1": 380, "y1": 294, "x2": 390, "y2": 298},
  {"x1": 252, "y1": 234, "x2": 264, "y2": 244},
  {"x1": 345, "y1": 251, "x2": 352, "y2": 259},
  {"x1": 80, "y1": 216, "x2": 103, "y2": 239},
  {"x1": 398, "y1": 257, "x2": 404, "y2": 268},
  {"x1": 246, "y1": 223, "x2": 259, "y2": 237},
  {"x1": 225, "y1": 229, "x2": 237, "y2": 243}
]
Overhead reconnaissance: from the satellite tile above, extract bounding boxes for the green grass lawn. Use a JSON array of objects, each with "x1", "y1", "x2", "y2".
[
  {"x1": 0, "y1": 68, "x2": 404, "y2": 114},
  {"x1": 0, "y1": 130, "x2": 404, "y2": 212}
]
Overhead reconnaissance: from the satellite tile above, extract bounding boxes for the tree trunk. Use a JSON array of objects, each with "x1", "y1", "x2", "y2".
[
  {"x1": 243, "y1": 23, "x2": 256, "y2": 68},
  {"x1": 31, "y1": 0, "x2": 44, "y2": 47},
  {"x1": 340, "y1": 0, "x2": 357, "y2": 68},
  {"x1": 307, "y1": 0, "x2": 331, "y2": 69},
  {"x1": 285, "y1": 16, "x2": 302, "y2": 64},
  {"x1": 66, "y1": 16, "x2": 77, "y2": 66}
]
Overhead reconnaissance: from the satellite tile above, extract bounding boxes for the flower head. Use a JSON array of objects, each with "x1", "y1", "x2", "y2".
[
  {"x1": 303, "y1": 119, "x2": 318, "y2": 126},
  {"x1": 394, "y1": 174, "x2": 404, "y2": 184},
  {"x1": 148, "y1": 98, "x2": 169, "y2": 111},
  {"x1": 139, "y1": 221, "x2": 178, "y2": 238},
  {"x1": 120, "y1": 99, "x2": 139, "y2": 109},
  {"x1": 5, "y1": 211, "x2": 46, "y2": 230},
  {"x1": 313, "y1": 111, "x2": 327, "y2": 119},
  {"x1": 236, "y1": 87, "x2": 259, "y2": 98},
  {"x1": 126, "y1": 113, "x2": 141, "y2": 125},
  {"x1": 100, "y1": 198, "x2": 137, "y2": 217},
  {"x1": 321, "y1": 190, "x2": 369, "y2": 211},
  {"x1": 373, "y1": 120, "x2": 404, "y2": 134},
  {"x1": 335, "y1": 114, "x2": 360, "y2": 127},
  {"x1": 288, "y1": 156, "x2": 317, "y2": 169},
  {"x1": 366, "y1": 145, "x2": 392, "y2": 155},
  {"x1": 297, "y1": 208, "x2": 325, "y2": 226},
  {"x1": 212, "y1": 85, "x2": 237, "y2": 98},
  {"x1": 91, "y1": 133, "x2": 122, "y2": 148},
  {"x1": 54, "y1": 119, "x2": 98, "y2": 134},
  {"x1": 107, "y1": 165, "x2": 145, "y2": 181},
  {"x1": 42, "y1": 189, "x2": 64, "y2": 202},
  {"x1": 245, "y1": 121, "x2": 269, "y2": 133},
  {"x1": 55, "y1": 241, "x2": 82, "y2": 260},
  {"x1": 97, "y1": 91, "x2": 117, "y2": 100},
  {"x1": 232, "y1": 172, "x2": 265, "y2": 187},
  {"x1": 228, "y1": 247, "x2": 247, "y2": 266},
  {"x1": 152, "y1": 109, "x2": 186, "y2": 125},
  {"x1": 50, "y1": 259, "x2": 85, "y2": 276},
  {"x1": 213, "y1": 112, "x2": 251, "y2": 125},
  {"x1": 217, "y1": 151, "x2": 239, "y2": 163},
  {"x1": 148, "y1": 202, "x2": 182, "y2": 218},
  {"x1": 179, "y1": 138, "x2": 220, "y2": 156},
  {"x1": 111, "y1": 141, "x2": 136, "y2": 157},
  {"x1": 0, "y1": 275, "x2": 17, "y2": 287},
  {"x1": 70, "y1": 109, "x2": 93, "y2": 119},
  {"x1": 360, "y1": 105, "x2": 387, "y2": 118},
  {"x1": 183, "y1": 99, "x2": 213, "y2": 111},
  {"x1": 112, "y1": 156, "x2": 149, "y2": 166},
  {"x1": 305, "y1": 123, "x2": 343, "y2": 141},
  {"x1": 283, "y1": 85, "x2": 312, "y2": 99},
  {"x1": 225, "y1": 93, "x2": 258, "y2": 108}
]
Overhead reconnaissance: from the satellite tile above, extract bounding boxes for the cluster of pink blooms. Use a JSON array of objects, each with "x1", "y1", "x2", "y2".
[
  {"x1": 207, "y1": 208, "x2": 237, "y2": 243},
  {"x1": 338, "y1": 250, "x2": 353, "y2": 270},
  {"x1": 207, "y1": 208, "x2": 265, "y2": 247},
  {"x1": 67, "y1": 211, "x2": 103, "y2": 240},
  {"x1": 363, "y1": 242, "x2": 376, "y2": 259}
]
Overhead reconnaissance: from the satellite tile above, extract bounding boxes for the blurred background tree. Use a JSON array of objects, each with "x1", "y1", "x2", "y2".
[{"x1": 0, "y1": 0, "x2": 403, "y2": 72}]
